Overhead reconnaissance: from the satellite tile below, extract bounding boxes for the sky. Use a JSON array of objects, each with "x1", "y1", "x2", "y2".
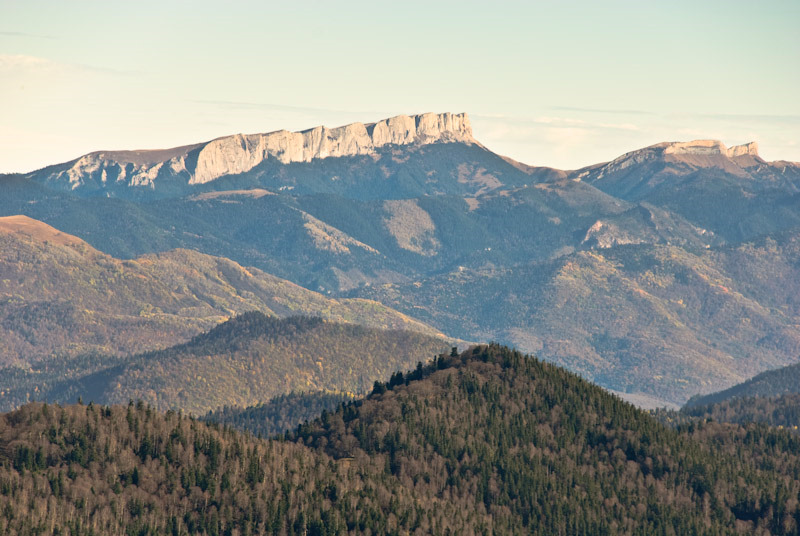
[{"x1": 1, "y1": 0, "x2": 798, "y2": 173}]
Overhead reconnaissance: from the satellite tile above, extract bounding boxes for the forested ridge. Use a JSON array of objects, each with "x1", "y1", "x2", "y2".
[
  {"x1": 2, "y1": 345, "x2": 800, "y2": 535},
  {"x1": 0, "y1": 313, "x2": 452, "y2": 415},
  {"x1": 678, "y1": 394, "x2": 800, "y2": 432},
  {"x1": 674, "y1": 361, "x2": 800, "y2": 433},
  {"x1": 687, "y1": 360, "x2": 800, "y2": 408}
]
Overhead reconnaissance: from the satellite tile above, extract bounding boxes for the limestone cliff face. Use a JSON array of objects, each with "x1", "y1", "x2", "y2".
[
  {"x1": 191, "y1": 112, "x2": 472, "y2": 185},
  {"x1": 663, "y1": 140, "x2": 759, "y2": 158},
  {"x1": 725, "y1": 142, "x2": 759, "y2": 158},
  {"x1": 40, "y1": 112, "x2": 474, "y2": 190}
]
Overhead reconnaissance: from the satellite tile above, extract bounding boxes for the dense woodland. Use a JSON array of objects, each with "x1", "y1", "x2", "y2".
[
  {"x1": 203, "y1": 391, "x2": 355, "y2": 438},
  {"x1": 679, "y1": 394, "x2": 800, "y2": 432},
  {"x1": 2, "y1": 345, "x2": 800, "y2": 535}
]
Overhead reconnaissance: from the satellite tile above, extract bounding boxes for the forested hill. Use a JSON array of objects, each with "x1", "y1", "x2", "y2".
[
  {"x1": 686, "y1": 361, "x2": 800, "y2": 408},
  {"x1": 6, "y1": 313, "x2": 452, "y2": 415},
  {"x1": 292, "y1": 344, "x2": 800, "y2": 533},
  {"x1": 681, "y1": 394, "x2": 800, "y2": 432},
  {"x1": 680, "y1": 360, "x2": 800, "y2": 432},
  {"x1": 4, "y1": 345, "x2": 800, "y2": 534}
]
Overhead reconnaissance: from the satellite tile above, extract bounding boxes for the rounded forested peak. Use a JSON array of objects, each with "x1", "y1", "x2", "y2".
[{"x1": 195, "y1": 312, "x2": 326, "y2": 342}]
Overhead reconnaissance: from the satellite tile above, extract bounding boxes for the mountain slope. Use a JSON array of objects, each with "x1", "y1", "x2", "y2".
[
  {"x1": 1, "y1": 178, "x2": 646, "y2": 292},
  {"x1": 4, "y1": 313, "x2": 452, "y2": 415},
  {"x1": 203, "y1": 390, "x2": 355, "y2": 437},
  {"x1": 355, "y1": 235, "x2": 800, "y2": 404},
  {"x1": 686, "y1": 360, "x2": 800, "y2": 408},
  {"x1": 0, "y1": 215, "x2": 441, "y2": 366},
  {"x1": 5, "y1": 124, "x2": 800, "y2": 411},
  {"x1": 574, "y1": 139, "x2": 800, "y2": 242},
  {"x1": 3, "y1": 345, "x2": 800, "y2": 534}
]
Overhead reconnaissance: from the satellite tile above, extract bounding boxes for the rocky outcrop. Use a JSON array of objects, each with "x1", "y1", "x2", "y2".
[
  {"x1": 191, "y1": 112, "x2": 472, "y2": 184},
  {"x1": 575, "y1": 139, "x2": 762, "y2": 182},
  {"x1": 725, "y1": 142, "x2": 759, "y2": 158},
  {"x1": 36, "y1": 113, "x2": 474, "y2": 191},
  {"x1": 663, "y1": 139, "x2": 759, "y2": 158}
]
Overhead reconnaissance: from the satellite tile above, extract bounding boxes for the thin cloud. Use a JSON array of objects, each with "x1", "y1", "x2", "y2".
[
  {"x1": 550, "y1": 105, "x2": 654, "y2": 116},
  {"x1": 535, "y1": 116, "x2": 640, "y2": 132},
  {"x1": 0, "y1": 54, "x2": 53, "y2": 69},
  {"x1": 696, "y1": 113, "x2": 800, "y2": 124},
  {"x1": 0, "y1": 54, "x2": 137, "y2": 76},
  {"x1": 473, "y1": 114, "x2": 641, "y2": 132},
  {"x1": 0, "y1": 30, "x2": 57, "y2": 40},
  {"x1": 192, "y1": 99, "x2": 386, "y2": 118}
]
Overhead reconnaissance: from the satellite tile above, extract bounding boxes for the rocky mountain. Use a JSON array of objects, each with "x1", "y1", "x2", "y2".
[
  {"x1": 4, "y1": 112, "x2": 800, "y2": 407},
  {"x1": 573, "y1": 139, "x2": 797, "y2": 191},
  {"x1": 573, "y1": 139, "x2": 800, "y2": 242},
  {"x1": 4, "y1": 344, "x2": 800, "y2": 534},
  {"x1": 26, "y1": 112, "x2": 532, "y2": 200},
  {"x1": 0, "y1": 214, "x2": 441, "y2": 367}
]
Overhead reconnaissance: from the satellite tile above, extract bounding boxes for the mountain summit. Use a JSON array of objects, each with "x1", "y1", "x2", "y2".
[
  {"x1": 573, "y1": 138, "x2": 764, "y2": 184},
  {"x1": 30, "y1": 112, "x2": 475, "y2": 195},
  {"x1": 570, "y1": 138, "x2": 800, "y2": 234}
]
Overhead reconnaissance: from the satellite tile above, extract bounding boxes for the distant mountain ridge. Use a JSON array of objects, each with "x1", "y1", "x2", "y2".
[
  {"x1": 577, "y1": 139, "x2": 762, "y2": 177},
  {"x1": 573, "y1": 138, "x2": 800, "y2": 195},
  {"x1": 4, "y1": 112, "x2": 800, "y2": 406},
  {"x1": 16, "y1": 108, "x2": 800, "y2": 200},
  {"x1": 27, "y1": 112, "x2": 476, "y2": 196}
]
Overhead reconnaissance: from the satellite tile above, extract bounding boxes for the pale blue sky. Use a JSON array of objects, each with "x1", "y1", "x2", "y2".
[{"x1": 1, "y1": 0, "x2": 798, "y2": 173}]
